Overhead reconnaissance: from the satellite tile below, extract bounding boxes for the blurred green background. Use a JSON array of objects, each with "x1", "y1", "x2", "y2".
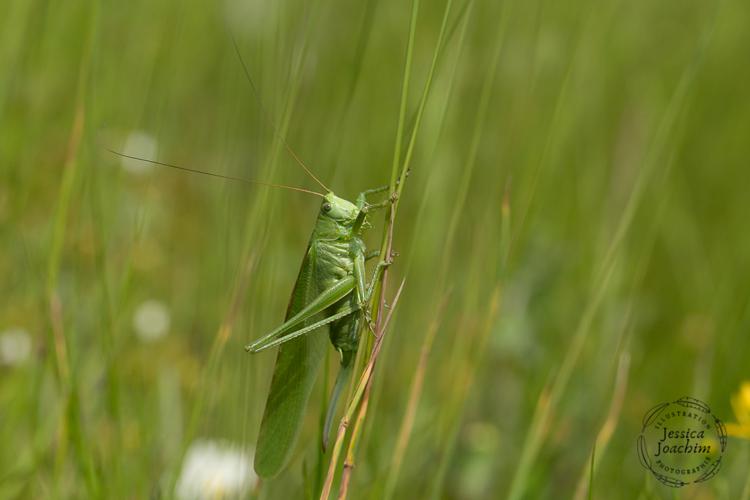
[{"x1": 2, "y1": 0, "x2": 750, "y2": 498}]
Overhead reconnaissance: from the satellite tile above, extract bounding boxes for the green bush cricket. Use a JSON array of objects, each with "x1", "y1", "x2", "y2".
[
  {"x1": 108, "y1": 148, "x2": 394, "y2": 479},
  {"x1": 245, "y1": 182, "x2": 393, "y2": 478}
]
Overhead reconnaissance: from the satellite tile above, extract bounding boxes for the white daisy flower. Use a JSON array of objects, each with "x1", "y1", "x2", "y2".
[
  {"x1": 175, "y1": 440, "x2": 257, "y2": 499},
  {"x1": 120, "y1": 130, "x2": 159, "y2": 174},
  {"x1": 132, "y1": 299, "x2": 170, "y2": 342},
  {"x1": 0, "y1": 328, "x2": 32, "y2": 366}
]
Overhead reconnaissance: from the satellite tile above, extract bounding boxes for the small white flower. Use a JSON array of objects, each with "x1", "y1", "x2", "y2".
[
  {"x1": 176, "y1": 440, "x2": 256, "y2": 500},
  {"x1": 132, "y1": 300, "x2": 170, "y2": 342},
  {"x1": 121, "y1": 130, "x2": 158, "y2": 174},
  {"x1": 0, "y1": 328, "x2": 32, "y2": 366}
]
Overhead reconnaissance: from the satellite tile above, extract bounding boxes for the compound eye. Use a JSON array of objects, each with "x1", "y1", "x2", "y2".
[{"x1": 322, "y1": 202, "x2": 332, "y2": 213}]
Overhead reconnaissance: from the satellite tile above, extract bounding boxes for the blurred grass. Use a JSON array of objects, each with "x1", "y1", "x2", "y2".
[{"x1": 2, "y1": 0, "x2": 750, "y2": 498}]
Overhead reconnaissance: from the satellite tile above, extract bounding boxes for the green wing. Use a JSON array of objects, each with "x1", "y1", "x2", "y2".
[{"x1": 254, "y1": 242, "x2": 328, "y2": 478}]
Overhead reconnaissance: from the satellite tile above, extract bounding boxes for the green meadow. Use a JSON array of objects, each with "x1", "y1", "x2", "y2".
[{"x1": 2, "y1": 0, "x2": 750, "y2": 498}]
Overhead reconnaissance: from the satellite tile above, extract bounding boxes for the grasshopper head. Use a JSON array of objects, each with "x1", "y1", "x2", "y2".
[{"x1": 320, "y1": 192, "x2": 359, "y2": 224}]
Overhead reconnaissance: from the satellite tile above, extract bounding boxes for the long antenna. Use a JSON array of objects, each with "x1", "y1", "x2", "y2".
[
  {"x1": 230, "y1": 36, "x2": 332, "y2": 193},
  {"x1": 107, "y1": 148, "x2": 326, "y2": 198}
]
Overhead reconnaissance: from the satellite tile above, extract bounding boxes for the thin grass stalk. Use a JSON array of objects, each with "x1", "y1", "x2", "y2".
[
  {"x1": 571, "y1": 189, "x2": 668, "y2": 500},
  {"x1": 388, "y1": 0, "x2": 421, "y2": 191},
  {"x1": 587, "y1": 442, "x2": 596, "y2": 500},
  {"x1": 87, "y1": 161, "x2": 127, "y2": 490},
  {"x1": 318, "y1": 0, "x2": 422, "y2": 496},
  {"x1": 383, "y1": 294, "x2": 449, "y2": 499},
  {"x1": 334, "y1": 1, "x2": 455, "y2": 493},
  {"x1": 338, "y1": 374, "x2": 372, "y2": 499},
  {"x1": 373, "y1": 12, "x2": 471, "y2": 475},
  {"x1": 574, "y1": 351, "x2": 630, "y2": 500},
  {"x1": 402, "y1": 0, "x2": 471, "y2": 278},
  {"x1": 438, "y1": 0, "x2": 508, "y2": 279},
  {"x1": 398, "y1": 0, "x2": 454, "y2": 189},
  {"x1": 320, "y1": 280, "x2": 406, "y2": 499},
  {"x1": 46, "y1": 21, "x2": 100, "y2": 493}
]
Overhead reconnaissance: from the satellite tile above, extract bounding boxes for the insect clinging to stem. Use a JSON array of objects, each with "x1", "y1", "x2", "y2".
[
  {"x1": 245, "y1": 182, "x2": 395, "y2": 478},
  {"x1": 109, "y1": 150, "x2": 394, "y2": 478},
  {"x1": 108, "y1": 39, "x2": 398, "y2": 480}
]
